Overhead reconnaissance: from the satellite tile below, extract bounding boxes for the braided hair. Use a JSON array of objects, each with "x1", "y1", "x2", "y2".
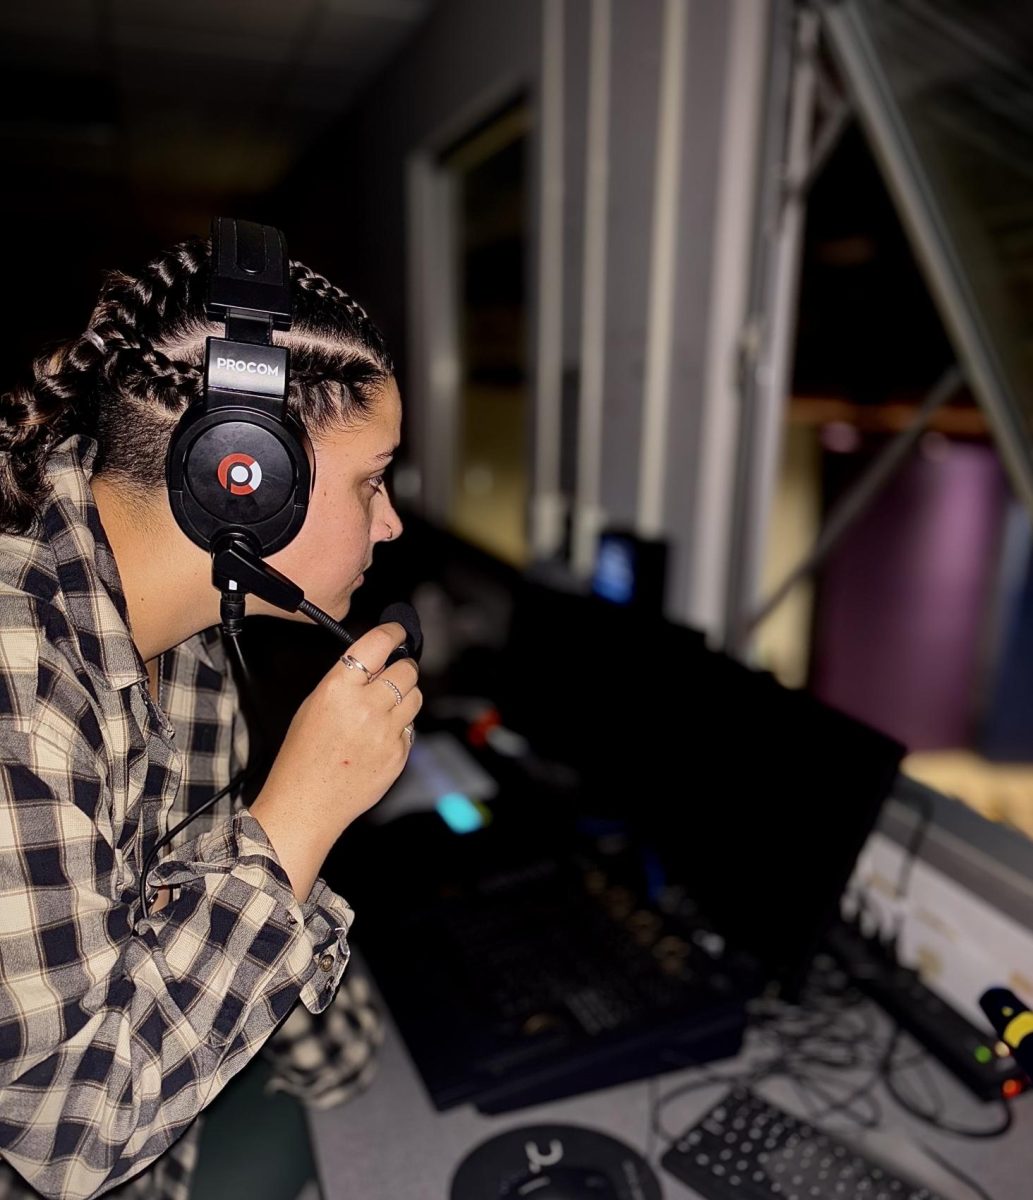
[{"x1": 0, "y1": 238, "x2": 394, "y2": 534}]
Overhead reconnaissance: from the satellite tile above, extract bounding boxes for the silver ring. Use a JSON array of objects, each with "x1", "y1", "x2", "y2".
[
  {"x1": 380, "y1": 678, "x2": 403, "y2": 706},
  {"x1": 404, "y1": 723, "x2": 415, "y2": 746},
  {"x1": 341, "y1": 654, "x2": 373, "y2": 682}
]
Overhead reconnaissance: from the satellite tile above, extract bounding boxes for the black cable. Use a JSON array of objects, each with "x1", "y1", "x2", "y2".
[
  {"x1": 137, "y1": 769, "x2": 250, "y2": 926},
  {"x1": 135, "y1": 630, "x2": 269, "y2": 927},
  {"x1": 918, "y1": 1142, "x2": 999, "y2": 1200},
  {"x1": 800, "y1": 1068, "x2": 883, "y2": 1128},
  {"x1": 224, "y1": 627, "x2": 275, "y2": 759},
  {"x1": 752, "y1": 991, "x2": 887, "y2": 1128},
  {"x1": 880, "y1": 1025, "x2": 1014, "y2": 1139},
  {"x1": 779, "y1": 1028, "x2": 883, "y2": 1124},
  {"x1": 894, "y1": 789, "x2": 935, "y2": 902},
  {"x1": 650, "y1": 982, "x2": 887, "y2": 1143},
  {"x1": 844, "y1": 785, "x2": 935, "y2": 953},
  {"x1": 651, "y1": 1069, "x2": 764, "y2": 1144},
  {"x1": 882, "y1": 1065, "x2": 1013, "y2": 1139},
  {"x1": 225, "y1": 626, "x2": 257, "y2": 696},
  {"x1": 298, "y1": 597, "x2": 354, "y2": 646},
  {"x1": 884, "y1": 788, "x2": 935, "y2": 953}
]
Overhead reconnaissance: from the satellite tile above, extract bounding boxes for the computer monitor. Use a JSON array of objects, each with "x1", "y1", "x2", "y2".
[{"x1": 496, "y1": 578, "x2": 905, "y2": 994}]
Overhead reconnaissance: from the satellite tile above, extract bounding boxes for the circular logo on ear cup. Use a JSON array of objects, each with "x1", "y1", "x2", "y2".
[{"x1": 217, "y1": 452, "x2": 263, "y2": 496}]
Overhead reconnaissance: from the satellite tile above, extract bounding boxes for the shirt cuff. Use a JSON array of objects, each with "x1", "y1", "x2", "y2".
[{"x1": 148, "y1": 809, "x2": 355, "y2": 1015}]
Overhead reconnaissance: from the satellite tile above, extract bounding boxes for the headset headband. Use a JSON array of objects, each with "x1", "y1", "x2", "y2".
[{"x1": 208, "y1": 219, "x2": 292, "y2": 336}]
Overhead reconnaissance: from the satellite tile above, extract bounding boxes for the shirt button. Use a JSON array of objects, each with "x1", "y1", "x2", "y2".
[{"x1": 318, "y1": 952, "x2": 334, "y2": 972}]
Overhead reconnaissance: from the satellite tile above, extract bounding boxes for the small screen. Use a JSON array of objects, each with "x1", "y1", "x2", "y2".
[{"x1": 592, "y1": 534, "x2": 637, "y2": 605}]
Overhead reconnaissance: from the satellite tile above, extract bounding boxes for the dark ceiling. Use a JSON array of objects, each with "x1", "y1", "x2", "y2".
[{"x1": 0, "y1": 0, "x2": 431, "y2": 375}]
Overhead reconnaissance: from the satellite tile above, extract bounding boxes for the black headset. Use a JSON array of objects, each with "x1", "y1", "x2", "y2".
[
  {"x1": 166, "y1": 217, "x2": 311, "y2": 562},
  {"x1": 164, "y1": 217, "x2": 342, "y2": 638}
]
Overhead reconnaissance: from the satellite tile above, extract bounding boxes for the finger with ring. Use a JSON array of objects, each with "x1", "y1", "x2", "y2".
[{"x1": 341, "y1": 654, "x2": 373, "y2": 682}]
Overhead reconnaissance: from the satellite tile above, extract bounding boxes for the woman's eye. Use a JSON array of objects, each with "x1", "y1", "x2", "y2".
[{"x1": 368, "y1": 474, "x2": 385, "y2": 495}]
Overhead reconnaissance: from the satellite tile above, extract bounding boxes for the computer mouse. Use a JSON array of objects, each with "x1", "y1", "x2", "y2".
[{"x1": 500, "y1": 1165, "x2": 620, "y2": 1199}]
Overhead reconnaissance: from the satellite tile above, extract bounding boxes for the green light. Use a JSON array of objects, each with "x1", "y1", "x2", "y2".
[{"x1": 974, "y1": 1046, "x2": 993, "y2": 1065}]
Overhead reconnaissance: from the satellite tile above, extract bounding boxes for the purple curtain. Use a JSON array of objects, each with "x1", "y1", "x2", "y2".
[{"x1": 810, "y1": 441, "x2": 1010, "y2": 752}]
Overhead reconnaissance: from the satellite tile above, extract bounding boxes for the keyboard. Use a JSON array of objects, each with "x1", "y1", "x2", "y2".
[{"x1": 661, "y1": 1088, "x2": 948, "y2": 1199}]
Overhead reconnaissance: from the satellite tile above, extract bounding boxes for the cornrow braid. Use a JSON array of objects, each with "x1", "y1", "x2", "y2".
[
  {"x1": 291, "y1": 263, "x2": 394, "y2": 373},
  {"x1": 90, "y1": 320, "x2": 202, "y2": 410},
  {"x1": 90, "y1": 240, "x2": 210, "y2": 339},
  {"x1": 0, "y1": 235, "x2": 394, "y2": 534},
  {"x1": 0, "y1": 328, "x2": 112, "y2": 531}
]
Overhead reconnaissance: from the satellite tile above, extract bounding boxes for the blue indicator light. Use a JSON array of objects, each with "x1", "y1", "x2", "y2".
[{"x1": 436, "y1": 793, "x2": 489, "y2": 834}]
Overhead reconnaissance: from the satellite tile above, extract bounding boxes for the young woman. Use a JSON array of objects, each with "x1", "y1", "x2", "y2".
[{"x1": 0, "y1": 234, "x2": 420, "y2": 1199}]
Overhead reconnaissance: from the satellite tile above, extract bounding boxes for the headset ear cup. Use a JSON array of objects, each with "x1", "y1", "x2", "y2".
[
  {"x1": 167, "y1": 406, "x2": 201, "y2": 544},
  {"x1": 282, "y1": 411, "x2": 314, "y2": 497},
  {"x1": 166, "y1": 404, "x2": 310, "y2": 556}
]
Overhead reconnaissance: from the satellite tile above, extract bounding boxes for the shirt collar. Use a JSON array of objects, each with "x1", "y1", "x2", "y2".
[{"x1": 40, "y1": 435, "x2": 149, "y2": 691}]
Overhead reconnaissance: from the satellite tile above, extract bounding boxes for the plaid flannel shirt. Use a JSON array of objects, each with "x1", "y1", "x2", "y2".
[{"x1": 0, "y1": 435, "x2": 374, "y2": 1200}]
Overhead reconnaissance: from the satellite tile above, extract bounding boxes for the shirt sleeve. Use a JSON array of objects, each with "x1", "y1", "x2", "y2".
[{"x1": 0, "y1": 720, "x2": 354, "y2": 1200}]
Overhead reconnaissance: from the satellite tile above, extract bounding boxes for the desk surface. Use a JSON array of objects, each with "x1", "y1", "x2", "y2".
[{"x1": 307, "y1": 952, "x2": 1033, "y2": 1200}]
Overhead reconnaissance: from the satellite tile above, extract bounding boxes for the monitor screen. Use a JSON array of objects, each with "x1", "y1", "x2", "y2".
[
  {"x1": 590, "y1": 529, "x2": 667, "y2": 612},
  {"x1": 592, "y1": 535, "x2": 637, "y2": 605}
]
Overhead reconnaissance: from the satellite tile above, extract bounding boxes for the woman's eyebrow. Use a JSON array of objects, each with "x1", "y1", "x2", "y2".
[{"x1": 371, "y1": 446, "x2": 399, "y2": 464}]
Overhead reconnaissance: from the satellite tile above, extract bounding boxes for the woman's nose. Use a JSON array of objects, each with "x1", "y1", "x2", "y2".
[{"x1": 379, "y1": 497, "x2": 403, "y2": 543}]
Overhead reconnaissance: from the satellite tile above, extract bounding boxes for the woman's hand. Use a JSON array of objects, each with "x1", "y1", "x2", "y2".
[{"x1": 248, "y1": 621, "x2": 421, "y2": 902}]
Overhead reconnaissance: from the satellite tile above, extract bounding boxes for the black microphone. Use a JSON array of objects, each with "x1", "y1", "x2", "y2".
[
  {"x1": 210, "y1": 535, "x2": 422, "y2": 664},
  {"x1": 979, "y1": 987, "x2": 1033, "y2": 1079},
  {"x1": 380, "y1": 601, "x2": 423, "y2": 667}
]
